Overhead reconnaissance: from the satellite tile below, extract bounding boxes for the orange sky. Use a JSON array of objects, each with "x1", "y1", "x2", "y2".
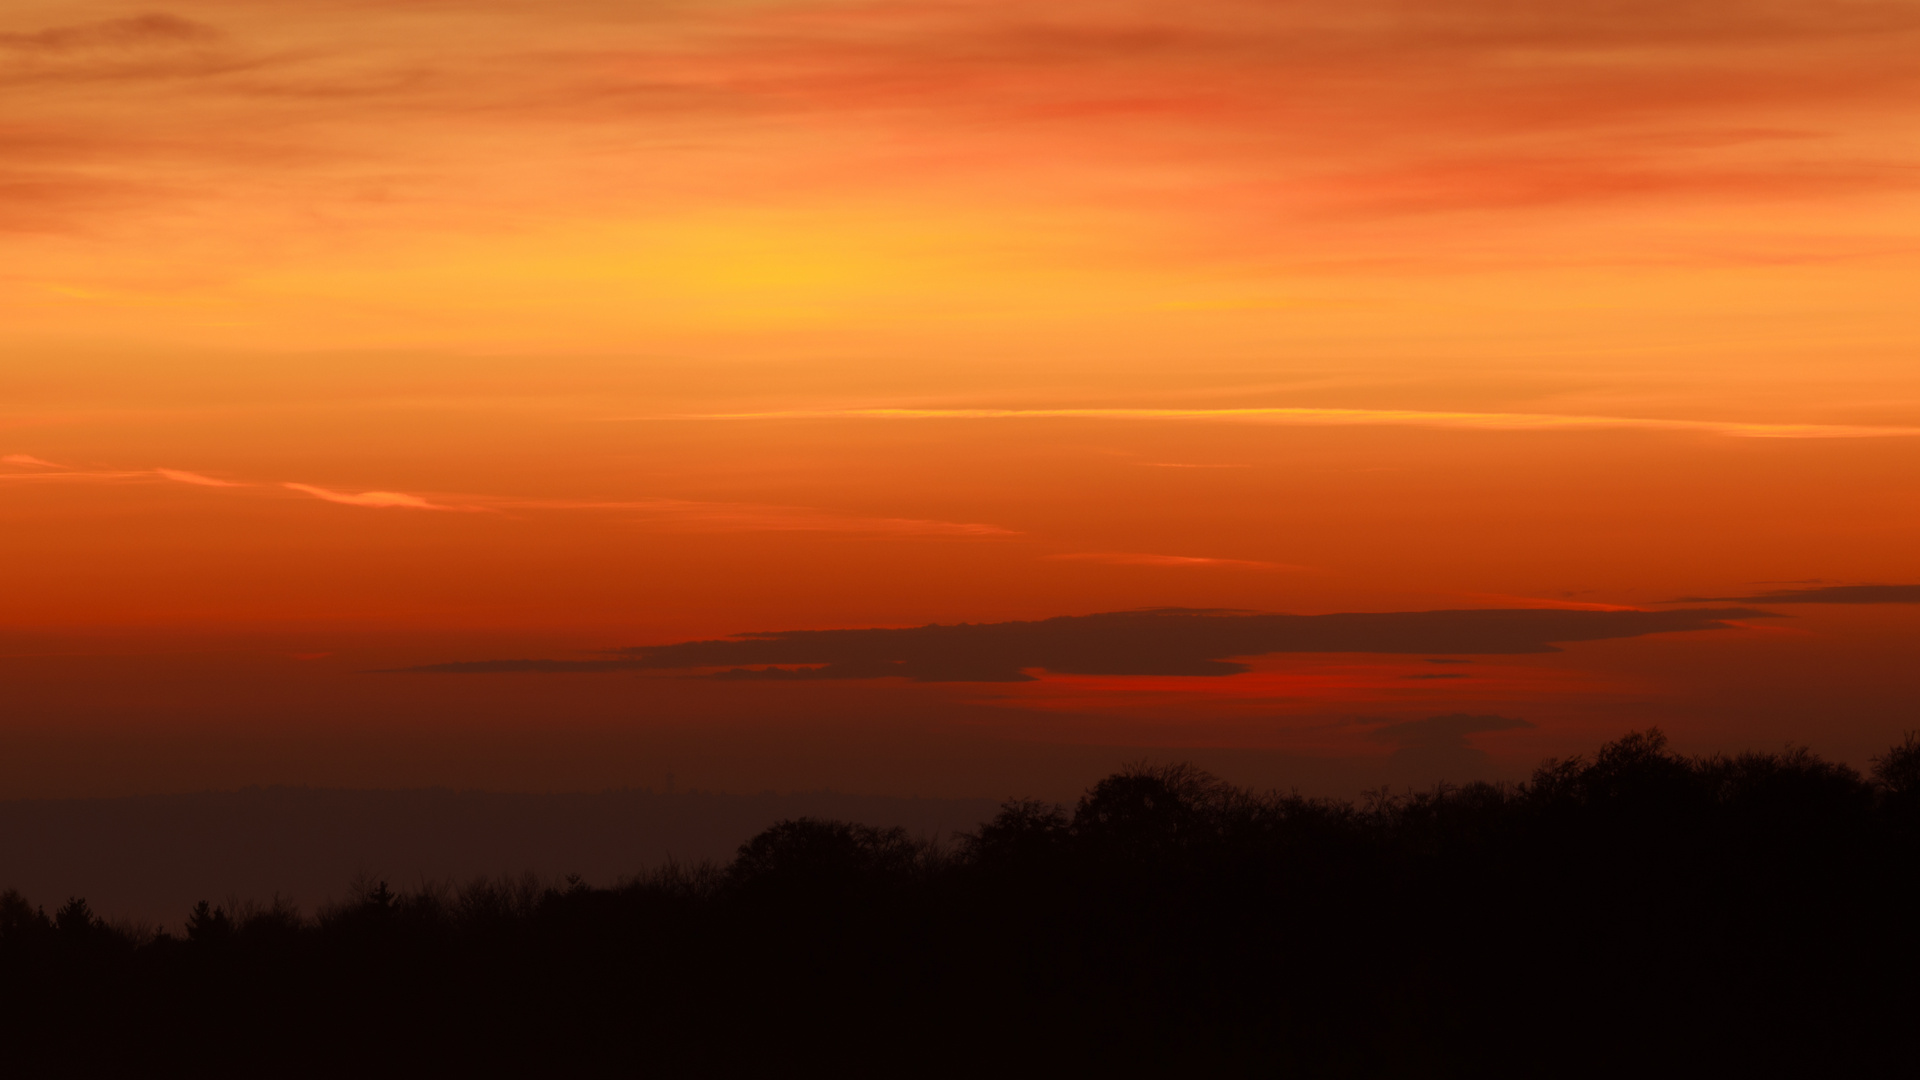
[{"x1": 4, "y1": 0, "x2": 1919, "y2": 799}]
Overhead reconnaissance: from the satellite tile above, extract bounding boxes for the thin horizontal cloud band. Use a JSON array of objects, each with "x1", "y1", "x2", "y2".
[
  {"x1": 1047, "y1": 552, "x2": 1297, "y2": 570},
  {"x1": 400, "y1": 605, "x2": 1767, "y2": 682},
  {"x1": 2, "y1": 456, "x2": 1009, "y2": 535},
  {"x1": 665, "y1": 407, "x2": 1920, "y2": 439},
  {"x1": 1668, "y1": 584, "x2": 1920, "y2": 604}
]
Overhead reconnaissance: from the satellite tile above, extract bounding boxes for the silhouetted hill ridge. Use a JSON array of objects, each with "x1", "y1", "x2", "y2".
[{"x1": 0, "y1": 786, "x2": 1001, "y2": 923}]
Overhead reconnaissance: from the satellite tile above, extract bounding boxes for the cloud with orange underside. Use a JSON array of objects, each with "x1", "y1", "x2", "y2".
[{"x1": 962, "y1": 659, "x2": 1638, "y2": 754}]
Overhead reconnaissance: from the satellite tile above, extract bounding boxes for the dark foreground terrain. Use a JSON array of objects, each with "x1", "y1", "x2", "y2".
[{"x1": 4, "y1": 730, "x2": 1918, "y2": 1075}]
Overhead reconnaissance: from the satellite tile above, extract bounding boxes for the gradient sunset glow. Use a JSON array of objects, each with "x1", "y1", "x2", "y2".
[{"x1": 5, "y1": 0, "x2": 1919, "y2": 799}]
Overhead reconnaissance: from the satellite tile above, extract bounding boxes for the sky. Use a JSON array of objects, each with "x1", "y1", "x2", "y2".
[{"x1": 4, "y1": 0, "x2": 1919, "y2": 800}]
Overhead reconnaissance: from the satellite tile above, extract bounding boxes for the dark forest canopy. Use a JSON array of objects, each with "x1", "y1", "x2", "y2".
[{"x1": 5, "y1": 730, "x2": 1919, "y2": 1075}]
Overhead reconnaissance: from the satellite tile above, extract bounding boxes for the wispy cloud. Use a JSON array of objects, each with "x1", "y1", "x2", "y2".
[
  {"x1": 282, "y1": 483, "x2": 468, "y2": 511},
  {"x1": 0, "y1": 14, "x2": 220, "y2": 54},
  {"x1": 7, "y1": 0, "x2": 1919, "y2": 249},
  {"x1": 0, "y1": 454, "x2": 147, "y2": 481},
  {"x1": 7, "y1": 452, "x2": 1008, "y2": 534},
  {"x1": 0, "y1": 13, "x2": 253, "y2": 99},
  {"x1": 1047, "y1": 552, "x2": 1293, "y2": 570},
  {"x1": 157, "y1": 468, "x2": 245, "y2": 487},
  {"x1": 670, "y1": 407, "x2": 1920, "y2": 440},
  {"x1": 485, "y1": 496, "x2": 1015, "y2": 536}
]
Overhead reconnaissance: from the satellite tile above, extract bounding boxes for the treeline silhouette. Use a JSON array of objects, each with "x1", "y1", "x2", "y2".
[{"x1": 4, "y1": 730, "x2": 1918, "y2": 1075}]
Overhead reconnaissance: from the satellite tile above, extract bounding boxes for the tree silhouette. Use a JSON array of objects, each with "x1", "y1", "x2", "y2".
[
  {"x1": 728, "y1": 817, "x2": 924, "y2": 901},
  {"x1": 0, "y1": 888, "x2": 50, "y2": 947},
  {"x1": 185, "y1": 900, "x2": 233, "y2": 943},
  {"x1": 0, "y1": 731, "x2": 1916, "y2": 1074},
  {"x1": 54, "y1": 897, "x2": 97, "y2": 939},
  {"x1": 1874, "y1": 731, "x2": 1920, "y2": 810}
]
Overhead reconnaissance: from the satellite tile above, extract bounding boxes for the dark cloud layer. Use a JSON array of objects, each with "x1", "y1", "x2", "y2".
[
  {"x1": 1672, "y1": 584, "x2": 1920, "y2": 605},
  {"x1": 404, "y1": 606, "x2": 1763, "y2": 682}
]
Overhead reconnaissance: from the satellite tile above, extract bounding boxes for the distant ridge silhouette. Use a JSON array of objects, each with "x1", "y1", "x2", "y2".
[{"x1": 0, "y1": 788, "x2": 997, "y2": 923}]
